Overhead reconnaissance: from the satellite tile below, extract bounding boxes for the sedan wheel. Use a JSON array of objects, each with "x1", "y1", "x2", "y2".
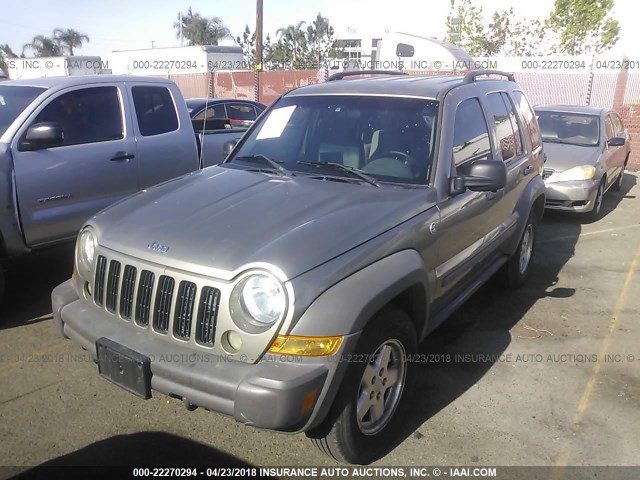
[{"x1": 588, "y1": 180, "x2": 605, "y2": 221}]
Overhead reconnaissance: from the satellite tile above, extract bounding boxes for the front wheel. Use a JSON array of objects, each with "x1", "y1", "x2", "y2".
[
  {"x1": 587, "y1": 179, "x2": 605, "y2": 221},
  {"x1": 497, "y1": 211, "x2": 537, "y2": 289},
  {"x1": 307, "y1": 305, "x2": 417, "y2": 464}
]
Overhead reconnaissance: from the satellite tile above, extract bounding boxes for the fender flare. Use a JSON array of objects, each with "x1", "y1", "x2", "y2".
[{"x1": 290, "y1": 249, "x2": 430, "y2": 338}]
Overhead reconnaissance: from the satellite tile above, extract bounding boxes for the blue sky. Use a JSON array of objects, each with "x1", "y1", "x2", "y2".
[{"x1": 1, "y1": 0, "x2": 637, "y2": 60}]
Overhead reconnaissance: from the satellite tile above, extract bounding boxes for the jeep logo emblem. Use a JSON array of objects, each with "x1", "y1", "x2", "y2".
[{"x1": 147, "y1": 241, "x2": 170, "y2": 253}]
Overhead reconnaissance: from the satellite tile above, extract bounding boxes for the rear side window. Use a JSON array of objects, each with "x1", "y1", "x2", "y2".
[
  {"x1": 193, "y1": 104, "x2": 226, "y2": 121},
  {"x1": 486, "y1": 92, "x2": 524, "y2": 161},
  {"x1": 452, "y1": 98, "x2": 491, "y2": 167},
  {"x1": 502, "y1": 93, "x2": 524, "y2": 157},
  {"x1": 512, "y1": 91, "x2": 541, "y2": 150},
  {"x1": 227, "y1": 103, "x2": 257, "y2": 121},
  {"x1": 32, "y1": 86, "x2": 123, "y2": 147},
  {"x1": 131, "y1": 86, "x2": 178, "y2": 136}
]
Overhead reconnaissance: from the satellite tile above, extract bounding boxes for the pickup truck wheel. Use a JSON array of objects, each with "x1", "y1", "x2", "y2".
[
  {"x1": 307, "y1": 305, "x2": 417, "y2": 464},
  {"x1": 497, "y1": 211, "x2": 537, "y2": 289},
  {"x1": 0, "y1": 268, "x2": 4, "y2": 304}
]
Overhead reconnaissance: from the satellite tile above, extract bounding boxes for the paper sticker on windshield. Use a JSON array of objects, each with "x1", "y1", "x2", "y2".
[{"x1": 256, "y1": 105, "x2": 296, "y2": 140}]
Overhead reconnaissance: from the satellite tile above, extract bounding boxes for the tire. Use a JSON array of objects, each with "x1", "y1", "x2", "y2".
[
  {"x1": 307, "y1": 305, "x2": 417, "y2": 464},
  {"x1": 587, "y1": 179, "x2": 605, "y2": 221},
  {"x1": 497, "y1": 210, "x2": 537, "y2": 289}
]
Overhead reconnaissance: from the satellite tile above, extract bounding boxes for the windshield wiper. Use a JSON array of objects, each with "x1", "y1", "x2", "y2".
[
  {"x1": 233, "y1": 155, "x2": 293, "y2": 177},
  {"x1": 297, "y1": 161, "x2": 380, "y2": 187},
  {"x1": 542, "y1": 138, "x2": 568, "y2": 144}
]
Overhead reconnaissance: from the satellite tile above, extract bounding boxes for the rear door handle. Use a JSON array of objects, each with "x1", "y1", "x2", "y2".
[
  {"x1": 522, "y1": 165, "x2": 534, "y2": 176},
  {"x1": 110, "y1": 152, "x2": 135, "y2": 161}
]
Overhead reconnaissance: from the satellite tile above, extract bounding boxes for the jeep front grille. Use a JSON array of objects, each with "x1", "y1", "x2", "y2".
[
  {"x1": 105, "y1": 260, "x2": 121, "y2": 313},
  {"x1": 197, "y1": 287, "x2": 221, "y2": 346},
  {"x1": 153, "y1": 275, "x2": 175, "y2": 333},
  {"x1": 119, "y1": 265, "x2": 137, "y2": 320},
  {"x1": 92, "y1": 255, "x2": 221, "y2": 346},
  {"x1": 94, "y1": 255, "x2": 108, "y2": 306},
  {"x1": 174, "y1": 281, "x2": 197, "y2": 339},
  {"x1": 135, "y1": 270, "x2": 155, "y2": 326}
]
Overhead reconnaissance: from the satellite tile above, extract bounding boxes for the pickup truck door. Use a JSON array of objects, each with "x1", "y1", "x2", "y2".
[
  {"x1": 11, "y1": 83, "x2": 138, "y2": 247},
  {"x1": 125, "y1": 82, "x2": 199, "y2": 189},
  {"x1": 432, "y1": 95, "x2": 505, "y2": 301}
]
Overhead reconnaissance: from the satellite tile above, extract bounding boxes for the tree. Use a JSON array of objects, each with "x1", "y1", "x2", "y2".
[
  {"x1": 174, "y1": 8, "x2": 231, "y2": 46},
  {"x1": 0, "y1": 44, "x2": 19, "y2": 74},
  {"x1": 305, "y1": 13, "x2": 341, "y2": 67},
  {"x1": 53, "y1": 28, "x2": 90, "y2": 56},
  {"x1": 265, "y1": 14, "x2": 342, "y2": 69},
  {"x1": 547, "y1": 0, "x2": 620, "y2": 54},
  {"x1": 22, "y1": 35, "x2": 63, "y2": 57},
  {"x1": 445, "y1": 0, "x2": 549, "y2": 56},
  {"x1": 445, "y1": 0, "x2": 486, "y2": 56},
  {"x1": 236, "y1": 25, "x2": 255, "y2": 67}
]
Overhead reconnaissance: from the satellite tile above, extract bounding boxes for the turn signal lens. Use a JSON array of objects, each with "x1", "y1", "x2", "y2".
[{"x1": 268, "y1": 335, "x2": 343, "y2": 357}]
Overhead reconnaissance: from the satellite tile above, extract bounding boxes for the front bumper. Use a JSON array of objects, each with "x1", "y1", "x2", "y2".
[
  {"x1": 543, "y1": 178, "x2": 599, "y2": 213},
  {"x1": 52, "y1": 280, "x2": 357, "y2": 433}
]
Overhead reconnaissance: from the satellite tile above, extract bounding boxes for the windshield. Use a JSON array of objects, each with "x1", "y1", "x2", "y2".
[
  {"x1": 0, "y1": 86, "x2": 46, "y2": 138},
  {"x1": 536, "y1": 111, "x2": 600, "y2": 146},
  {"x1": 227, "y1": 95, "x2": 439, "y2": 185}
]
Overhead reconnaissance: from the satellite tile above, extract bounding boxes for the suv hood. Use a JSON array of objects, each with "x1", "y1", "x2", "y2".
[
  {"x1": 94, "y1": 167, "x2": 435, "y2": 281},
  {"x1": 543, "y1": 142, "x2": 601, "y2": 173}
]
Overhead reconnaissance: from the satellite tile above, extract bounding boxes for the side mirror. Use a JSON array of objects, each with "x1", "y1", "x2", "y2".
[
  {"x1": 21, "y1": 122, "x2": 64, "y2": 151},
  {"x1": 223, "y1": 139, "x2": 238, "y2": 158},
  {"x1": 607, "y1": 137, "x2": 625, "y2": 147},
  {"x1": 450, "y1": 159, "x2": 507, "y2": 195}
]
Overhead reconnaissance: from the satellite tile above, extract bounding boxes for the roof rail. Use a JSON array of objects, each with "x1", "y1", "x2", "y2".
[
  {"x1": 327, "y1": 70, "x2": 409, "y2": 81},
  {"x1": 462, "y1": 70, "x2": 515, "y2": 84}
]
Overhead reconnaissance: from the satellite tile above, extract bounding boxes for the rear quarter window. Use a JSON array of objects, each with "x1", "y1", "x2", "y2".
[
  {"x1": 131, "y1": 86, "x2": 179, "y2": 136},
  {"x1": 512, "y1": 91, "x2": 541, "y2": 151}
]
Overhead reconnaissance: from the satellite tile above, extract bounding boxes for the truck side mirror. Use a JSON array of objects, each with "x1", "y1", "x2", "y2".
[
  {"x1": 223, "y1": 139, "x2": 238, "y2": 158},
  {"x1": 450, "y1": 159, "x2": 507, "y2": 195},
  {"x1": 21, "y1": 122, "x2": 64, "y2": 151}
]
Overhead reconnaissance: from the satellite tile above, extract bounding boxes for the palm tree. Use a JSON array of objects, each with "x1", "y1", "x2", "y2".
[
  {"x1": 22, "y1": 35, "x2": 63, "y2": 57},
  {"x1": 276, "y1": 21, "x2": 307, "y2": 66},
  {"x1": 53, "y1": 28, "x2": 90, "y2": 56},
  {"x1": 174, "y1": 8, "x2": 231, "y2": 46}
]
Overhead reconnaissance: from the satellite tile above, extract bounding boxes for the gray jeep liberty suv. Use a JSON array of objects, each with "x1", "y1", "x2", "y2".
[{"x1": 52, "y1": 70, "x2": 546, "y2": 464}]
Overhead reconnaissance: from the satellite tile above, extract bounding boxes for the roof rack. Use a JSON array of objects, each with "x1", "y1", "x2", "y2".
[
  {"x1": 327, "y1": 70, "x2": 409, "y2": 81},
  {"x1": 462, "y1": 70, "x2": 515, "y2": 84}
]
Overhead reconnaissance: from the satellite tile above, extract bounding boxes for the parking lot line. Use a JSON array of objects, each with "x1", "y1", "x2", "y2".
[{"x1": 550, "y1": 245, "x2": 640, "y2": 479}]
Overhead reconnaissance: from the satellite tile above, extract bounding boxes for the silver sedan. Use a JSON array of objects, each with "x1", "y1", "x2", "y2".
[{"x1": 535, "y1": 105, "x2": 631, "y2": 220}]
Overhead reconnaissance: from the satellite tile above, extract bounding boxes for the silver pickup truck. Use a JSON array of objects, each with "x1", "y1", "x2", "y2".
[{"x1": 0, "y1": 75, "x2": 244, "y2": 298}]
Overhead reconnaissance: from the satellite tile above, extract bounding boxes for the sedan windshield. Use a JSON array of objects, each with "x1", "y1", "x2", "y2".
[
  {"x1": 227, "y1": 95, "x2": 439, "y2": 185},
  {"x1": 536, "y1": 111, "x2": 600, "y2": 146},
  {"x1": 0, "y1": 86, "x2": 46, "y2": 137}
]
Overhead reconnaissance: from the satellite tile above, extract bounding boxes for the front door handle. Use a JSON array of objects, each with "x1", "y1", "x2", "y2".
[
  {"x1": 110, "y1": 152, "x2": 135, "y2": 161},
  {"x1": 522, "y1": 165, "x2": 534, "y2": 176}
]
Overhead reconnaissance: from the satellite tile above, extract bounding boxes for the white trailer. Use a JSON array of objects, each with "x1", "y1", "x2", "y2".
[{"x1": 110, "y1": 45, "x2": 246, "y2": 76}]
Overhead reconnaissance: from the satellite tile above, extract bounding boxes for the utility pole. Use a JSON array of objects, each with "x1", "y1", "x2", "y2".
[{"x1": 254, "y1": 0, "x2": 263, "y2": 102}]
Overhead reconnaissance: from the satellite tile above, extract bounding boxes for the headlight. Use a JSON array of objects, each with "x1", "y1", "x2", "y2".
[
  {"x1": 230, "y1": 272, "x2": 286, "y2": 329},
  {"x1": 76, "y1": 228, "x2": 96, "y2": 272},
  {"x1": 556, "y1": 165, "x2": 596, "y2": 181}
]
